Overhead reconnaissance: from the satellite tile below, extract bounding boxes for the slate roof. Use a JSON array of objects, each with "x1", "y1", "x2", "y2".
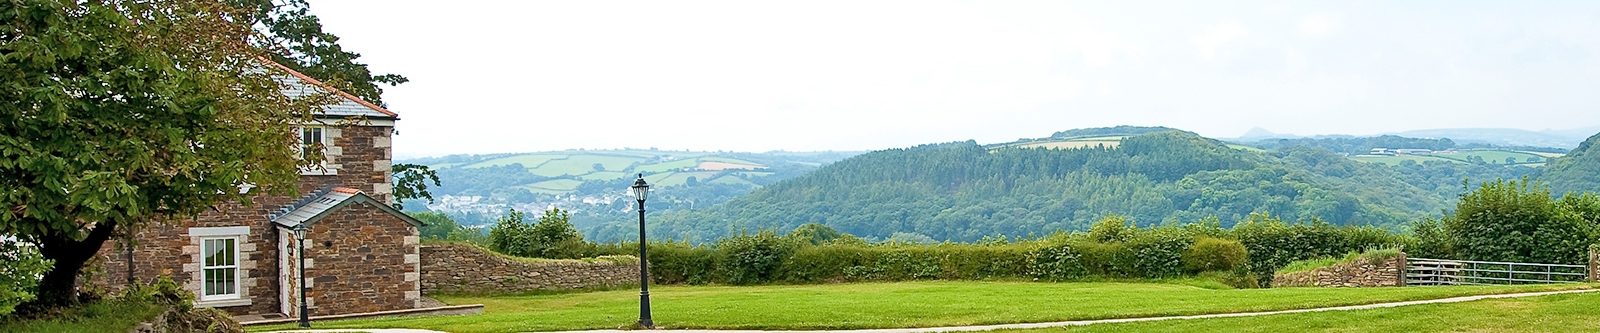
[
  {"x1": 269, "y1": 187, "x2": 423, "y2": 229},
  {"x1": 265, "y1": 61, "x2": 399, "y2": 120}
]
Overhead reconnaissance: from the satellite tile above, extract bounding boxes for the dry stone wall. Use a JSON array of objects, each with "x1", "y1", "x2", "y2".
[
  {"x1": 421, "y1": 243, "x2": 639, "y2": 294},
  {"x1": 1272, "y1": 253, "x2": 1405, "y2": 288}
]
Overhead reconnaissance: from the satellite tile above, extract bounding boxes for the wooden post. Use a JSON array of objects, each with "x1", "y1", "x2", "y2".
[
  {"x1": 1396, "y1": 251, "x2": 1408, "y2": 287},
  {"x1": 1588, "y1": 245, "x2": 1597, "y2": 283}
]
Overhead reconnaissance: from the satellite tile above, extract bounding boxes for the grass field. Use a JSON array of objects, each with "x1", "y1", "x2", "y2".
[
  {"x1": 1025, "y1": 290, "x2": 1600, "y2": 332},
  {"x1": 245, "y1": 281, "x2": 1589, "y2": 333},
  {"x1": 0, "y1": 299, "x2": 165, "y2": 333},
  {"x1": 464, "y1": 154, "x2": 565, "y2": 169},
  {"x1": 522, "y1": 179, "x2": 584, "y2": 193},
  {"x1": 1352, "y1": 149, "x2": 1559, "y2": 166}
]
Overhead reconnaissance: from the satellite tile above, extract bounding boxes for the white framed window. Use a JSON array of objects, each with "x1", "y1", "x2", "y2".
[
  {"x1": 299, "y1": 126, "x2": 325, "y2": 160},
  {"x1": 200, "y1": 237, "x2": 241, "y2": 301}
]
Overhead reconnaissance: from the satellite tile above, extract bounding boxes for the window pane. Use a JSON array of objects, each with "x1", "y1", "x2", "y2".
[
  {"x1": 204, "y1": 269, "x2": 216, "y2": 296},
  {"x1": 224, "y1": 269, "x2": 235, "y2": 294},
  {"x1": 203, "y1": 240, "x2": 217, "y2": 267},
  {"x1": 224, "y1": 239, "x2": 235, "y2": 266}
]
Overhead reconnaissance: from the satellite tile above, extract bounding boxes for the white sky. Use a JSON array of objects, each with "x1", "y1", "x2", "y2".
[{"x1": 309, "y1": 1, "x2": 1600, "y2": 158}]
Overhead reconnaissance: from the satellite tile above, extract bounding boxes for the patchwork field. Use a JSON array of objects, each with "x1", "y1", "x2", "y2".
[
  {"x1": 245, "y1": 281, "x2": 1589, "y2": 333},
  {"x1": 425, "y1": 150, "x2": 778, "y2": 194},
  {"x1": 1353, "y1": 149, "x2": 1558, "y2": 166}
]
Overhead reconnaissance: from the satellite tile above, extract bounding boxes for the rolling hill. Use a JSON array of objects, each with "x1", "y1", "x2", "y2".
[
  {"x1": 643, "y1": 128, "x2": 1489, "y2": 243},
  {"x1": 1544, "y1": 132, "x2": 1600, "y2": 195}
]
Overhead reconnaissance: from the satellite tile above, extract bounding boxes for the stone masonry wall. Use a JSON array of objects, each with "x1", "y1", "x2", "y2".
[
  {"x1": 420, "y1": 243, "x2": 639, "y2": 294},
  {"x1": 1273, "y1": 252, "x2": 1406, "y2": 288},
  {"x1": 301, "y1": 202, "x2": 421, "y2": 316},
  {"x1": 89, "y1": 123, "x2": 396, "y2": 316}
]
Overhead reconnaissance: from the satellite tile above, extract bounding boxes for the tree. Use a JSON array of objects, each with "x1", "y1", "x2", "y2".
[
  {"x1": 528, "y1": 207, "x2": 585, "y2": 258},
  {"x1": 1444, "y1": 179, "x2": 1595, "y2": 264},
  {"x1": 391, "y1": 163, "x2": 441, "y2": 210},
  {"x1": 226, "y1": 0, "x2": 408, "y2": 105},
  {"x1": 787, "y1": 223, "x2": 844, "y2": 245},
  {"x1": 1, "y1": 0, "x2": 330, "y2": 308}
]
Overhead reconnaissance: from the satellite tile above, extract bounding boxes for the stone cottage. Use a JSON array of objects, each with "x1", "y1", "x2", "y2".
[{"x1": 90, "y1": 62, "x2": 424, "y2": 318}]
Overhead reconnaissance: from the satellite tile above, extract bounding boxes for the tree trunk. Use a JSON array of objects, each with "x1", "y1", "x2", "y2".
[{"x1": 27, "y1": 221, "x2": 116, "y2": 309}]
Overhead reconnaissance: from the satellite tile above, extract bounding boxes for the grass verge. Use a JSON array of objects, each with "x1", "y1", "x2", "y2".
[
  {"x1": 0, "y1": 299, "x2": 165, "y2": 333},
  {"x1": 1014, "y1": 289, "x2": 1600, "y2": 332},
  {"x1": 247, "y1": 281, "x2": 1591, "y2": 333}
]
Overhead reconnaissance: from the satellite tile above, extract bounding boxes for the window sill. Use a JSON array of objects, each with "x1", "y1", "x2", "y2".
[
  {"x1": 195, "y1": 298, "x2": 253, "y2": 308},
  {"x1": 298, "y1": 167, "x2": 339, "y2": 176}
]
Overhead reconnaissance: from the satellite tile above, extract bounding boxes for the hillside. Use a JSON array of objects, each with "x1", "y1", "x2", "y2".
[
  {"x1": 1544, "y1": 132, "x2": 1600, "y2": 195},
  {"x1": 645, "y1": 129, "x2": 1467, "y2": 242},
  {"x1": 400, "y1": 149, "x2": 858, "y2": 230}
]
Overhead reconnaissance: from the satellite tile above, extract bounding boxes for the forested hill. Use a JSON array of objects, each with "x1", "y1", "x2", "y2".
[
  {"x1": 1545, "y1": 132, "x2": 1600, "y2": 195},
  {"x1": 647, "y1": 130, "x2": 1462, "y2": 243}
]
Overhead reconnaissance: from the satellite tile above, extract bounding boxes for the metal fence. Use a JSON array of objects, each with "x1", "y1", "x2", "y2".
[{"x1": 1406, "y1": 257, "x2": 1588, "y2": 286}]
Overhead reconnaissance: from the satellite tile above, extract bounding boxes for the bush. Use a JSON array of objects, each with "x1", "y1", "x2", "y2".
[
  {"x1": 488, "y1": 208, "x2": 591, "y2": 259},
  {"x1": 1127, "y1": 228, "x2": 1191, "y2": 278},
  {"x1": 1183, "y1": 237, "x2": 1248, "y2": 273},
  {"x1": 716, "y1": 231, "x2": 800, "y2": 285},
  {"x1": 1, "y1": 239, "x2": 51, "y2": 316}
]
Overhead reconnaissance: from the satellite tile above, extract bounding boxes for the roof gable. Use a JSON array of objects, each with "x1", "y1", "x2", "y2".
[
  {"x1": 264, "y1": 61, "x2": 399, "y2": 120},
  {"x1": 270, "y1": 187, "x2": 423, "y2": 229}
]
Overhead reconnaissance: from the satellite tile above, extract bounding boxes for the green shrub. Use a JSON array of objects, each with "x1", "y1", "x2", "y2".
[
  {"x1": 717, "y1": 231, "x2": 800, "y2": 284},
  {"x1": 1087, "y1": 215, "x2": 1135, "y2": 243},
  {"x1": 1127, "y1": 229, "x2": 1191, "y2": 278},
  {"x1": 1183, "y1": 237, "x2": 1248, "y2": 273},
  {"x1": 1027, "y1": 242, "x2": 1086, "y2": 280},
  {"x1": 488, "y1": 208, "x2": 591, "y2": 259},
  {"x1": 1, "y1": 239, "x2": 51, "y2": 316}
]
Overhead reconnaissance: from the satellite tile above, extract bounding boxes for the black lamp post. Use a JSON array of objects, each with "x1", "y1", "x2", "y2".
[
  {"x1": 629, "y1": 174, "x2": 654, "y2": 329},
  {"x1": 292, "y1": 224, "x2": 310, "y2": 328}
]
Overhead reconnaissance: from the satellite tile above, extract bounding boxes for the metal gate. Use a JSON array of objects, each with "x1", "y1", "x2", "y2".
[{"x1": 1406, "y1": 257, "x2": 1588, "y2": 285}]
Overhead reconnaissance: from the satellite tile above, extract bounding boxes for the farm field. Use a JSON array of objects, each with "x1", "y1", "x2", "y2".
[
  {"x1": 1352, "y1": 149, "x2": 1559, "y2": 166},
  {"x1": 424, "y1": 150, "x2": 781, "y2": 194},
  {"x1": 245, "y1": 281, "x2": 1589, "y2": 333},
  {"x1": 1031, "y1": 290, "x2": 1600, "y2": 332},
  {"x1": 1001, "y1": 136, "x2": 1128, "y2": 150}
]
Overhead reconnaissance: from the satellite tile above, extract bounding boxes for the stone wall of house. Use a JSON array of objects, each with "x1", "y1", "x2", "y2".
[
  {"x1": 420, "y1": 243, "x2": 640, "y2": 294},
  {"x1": 301, "y1": 202, "x2": 421, "y2": 316},
  {"x1": 88, "y1": 122, "x2": 396, "y2": 316},
  {"x1": 1273, "y1": 253, "x2": 1406, "y2": 288}
]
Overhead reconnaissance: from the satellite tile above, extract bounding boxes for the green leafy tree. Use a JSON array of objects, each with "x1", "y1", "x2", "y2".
[
  {"x1": 226, "y1": 0, "x2": 408, "y2": 105},
  {"x1": 391, "y1": 163, "x2": 442, "y2": 210},
  {"x1": 787, "y1": 223, "x2": 844, "y2": 245},
  {"x1": 487, "y1": 209, "x2": 531, "y2": 256},
  {"x1": 1445, "y1": 179, "x2": 1596, "y2": 264},
  {"x1": 1, "y1": 0, "x2": 333, "y2": 308},
  {"x1": 486, "y1": 208, "x2": 587, "y2": 258},
  {"x1": 528, "y1": 207, "x2": 586, "y2": 258}
]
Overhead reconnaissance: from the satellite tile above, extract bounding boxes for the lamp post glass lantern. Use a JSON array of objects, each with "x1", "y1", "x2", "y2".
[
  {"x1": 630, "y1": 174, "x2": 653, "y2": 328},
  {"x1": 292, "y1": 225, "x2": 309, "y2": 328}
]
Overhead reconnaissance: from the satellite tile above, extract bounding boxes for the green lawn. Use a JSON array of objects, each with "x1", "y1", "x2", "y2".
[
  {"x1": 246, "y1": 281, "x2": 1590, "y2": 333},
  {"x1": 0, "y1": 299, "x2": 165, "y2": 333},
  {"x1": 1025, "y1": 290, "x2": 1600, "y2": 332}
]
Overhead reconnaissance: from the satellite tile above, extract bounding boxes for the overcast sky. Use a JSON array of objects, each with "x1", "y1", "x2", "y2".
[{"x1": 310, "y1": 1, "x2": 1600, "y2": 158}]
